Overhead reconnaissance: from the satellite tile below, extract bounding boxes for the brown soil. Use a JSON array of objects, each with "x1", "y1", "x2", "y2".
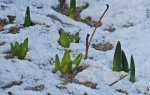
[
  {"x1": 2, "y1": 80, "x2": 23, "y2": 89},
  {"x1": 7, "y1": 15, "x2": 16, "y2": 24},
  {"x1": 60, "y1": 65, "x2": 88, "y2": 85},
  {"x1": 0, "y1": 26, "x2": 4, "y2": 31},
  {"x1": 122, "y1": 22, "x2": 134, "y2": 28},
  {"x1": 58, "y1": 65, "x2": 96, "y2": 89},
  {"x1": 0, "y1": 5, "x2": 8, "y2": 10},
  {"x1": 52, "y1": 3, "x2": 101, "y2": 27},
  {"x1": 4, "y1": 54, "x2": 14, "y2": 59},
  {"x1": 92, "y1": 42, "x2": 113, "y2": 51},
  {"x1": 0, "y1": 42, "x2": 5, "y2": 46},
  {"x1": 104, "y1": 25, "x2": 116, "y2": 32},
  {"x1": 8, "y1": 26, "x2": 21, "y2": 34},
  {"x1": 24, "y1": 84, "x2": 45, "y2": 91},
  {"x1": 3, "y1": 51, "x2": 14, "y2": 59},
  {"x1": 0, "y1": 19, "x2": 8, "y2": 27}
]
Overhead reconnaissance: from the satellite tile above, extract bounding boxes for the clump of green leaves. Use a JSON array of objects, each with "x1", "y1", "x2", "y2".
[
  {"x1": 113, "y1": 41, "x2": 129, "y2": 72},
  {"x1": 23, "y1": 6, "x2": 32, "y2": 27},
  {"x1": 69, "y1": 0, "x2": 76, "y2": 19},
  {"x1": 58, "y1": 31, "x2": 80, "y2": 48},
  {"x1": 54, "y1": 50, "x2": 82, "y2": 74},
  {"x1": 130, "y1": 55, "x2": 135, "y2": 82},
  {"x1": 113, "y1": 41, "x2": 136, "y2": 83},
  {"x1": 10, "y1": 38, "x2": 28, "y2": 60}
]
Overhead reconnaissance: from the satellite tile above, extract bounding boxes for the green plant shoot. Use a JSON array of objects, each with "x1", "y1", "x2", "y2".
[
  {"x1": 58, "y1": 31, "x2": 80, "y2": 48},
  {"x1": 10, "y1": 38, "x2": 28, "y2": 60},
  {"x1": 72, "y1": 32, "x2": 80, "y2": 43},
  {"x1": 23, "y1": 6, "x2": 32, "y2": 27},
  {"x1": 58, "y1": 32, "x2": 70, "y2": 48},
  {"x1": 69, "y1": 0, "x2": 76, "y2": 19},
  {"x1": 130, "y1": 55, "x2": 135, "y2": 83},
  {"x1": 54, "y1": 50, "x2": 82, "y2": 74},
  {"x1": 113, "y1": 41, "x2": 122, "y2": 71},
  {"x1": 122, "y1": 50, "x2": 129, "y2": 72}
]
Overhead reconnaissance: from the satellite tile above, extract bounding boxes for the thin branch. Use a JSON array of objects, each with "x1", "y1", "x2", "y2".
[
  {"x1": 88, "y1": 4, "x2": 109, "y2": 46},
  {"x1": 109, "y1": 74, "x2": 129, "y2": 86}
]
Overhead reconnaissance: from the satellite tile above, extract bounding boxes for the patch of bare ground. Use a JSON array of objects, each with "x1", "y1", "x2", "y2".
[
  {"x1": 47, "y1": 14, "x2": 74, "y2": 26},
  {"x1": 122, "y1": 22, "x2": 134, "y2": 28},
  {"x1": 0, "y1": 15, "x2": 16, "y2": 27},
  {"x1": 57, "y1": 65, "x2": 97, "y2": 89},
  {"x1": 24, "y1": 84, "x2": 45, "y2": 91},
  {"x1": 0, "y1": 5, "x2": 8, "y2": 10},
  {"x1": 8, "y1": 26, "x2": 21, "y2": 34},
  {"x1": 4, "y1": 54, "x2": 13, "y2": 59},
  {"x1": 59, "y1": 65, "x2": 88, "y2": 84},
  {"x1": 0, "y1": 18, "x2": 8, "y2": 31},
  {"x1": 104, "y1": 25, "x2": 116, "y2": 32},
  {"x1": 7, "y1": 15, "x2": 16, "y2": 24},
  {"x1": 52, "y1": 3, "x2": 101, "y2": 27},
  {"x1": 3, "y1": 51, "x2": 14, "y2": 59},
  {"x1": 92, "y1": 42, "x2": 113, "y2": 51},
  {"x1": 8, "y1": 92, "x2": 15, "y2": 95},
  {"x1": 0, "y1": 42, "x2": 5, "y2": 46},
  {"x1": 2, "y1": 80, "x2": 23, "y2": 89},
  {"x1": 55, "y1": 65, "x2": 90, "y2": 91},
  {"x1": 115, "y1": 89, "x2": 128, "y2": 95}
]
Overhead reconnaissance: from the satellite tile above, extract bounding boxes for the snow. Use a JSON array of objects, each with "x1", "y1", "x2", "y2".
[{"x1": 0, "y1": 0, "x2": 150, "y2": 95}]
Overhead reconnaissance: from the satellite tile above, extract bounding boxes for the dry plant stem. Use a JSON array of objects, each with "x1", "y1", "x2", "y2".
[
  {"x1": 109, "y1": 74, "x2": 129, "y2": 86},
  {"x1": 85, "y1": 34, "x2": 90, "y2": 59},
  {"x1": 88, "y1": 4, "x2": 109, "y2": 46}
]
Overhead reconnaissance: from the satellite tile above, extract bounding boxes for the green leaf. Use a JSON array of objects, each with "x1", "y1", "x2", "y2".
[
  {"x1": 130, "y1": 55, "x2": 135, "y2": 83},
  {"x1": 60, "y1": 50, "x2": 72, "y2": 74},
  {"x1": 23, "y1": 6, "x2": 32, "y2": 27},
  {"x1": 61, "y1": 50, "x2": 71, "y2": 66},
  {"x1": 23, "y1": 38, "x2": 28, "y2": 49},
  {"x1": 73, "y1": 32, "x2": 80, "y2": 43},
  {"x1": 58, "y1": 32, "x2": 70, "y2": 48},
  {"x1": 61, "y1": 63, "x2": 69, "y2": 74},
  {"x1": 113, "y1": 41, "x2": 122, "y2": 71},
  {"x1": 67, "y1": 62, "x2": 73, "y2": 73},
  {"x1": 69, "y1": 35, "x2": 74, "y2": 43},
  {"x1": 11, "y1": 42, "x2": 19, "y2": 56},
  {"x1": 72, "y1": 53, "x2": 82, "y2": 71},
  {"x1": 54, "y1": 54, "x2": 61, "y2": 72},
  {"x1": 69, "y1": 0, "x2": 76, "y2": 19},
  {"x1": 122, "y1": 50, "x2": 129, "y2": 72},
  {"x1": 18, "y1": 43, "x2": 26, "y2": 60}
]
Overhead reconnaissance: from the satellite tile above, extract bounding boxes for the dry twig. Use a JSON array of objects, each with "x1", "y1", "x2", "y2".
[
  {"x1": 84, "y1": 4, "x2": 109, "y2": 59},
  {"x1": 109, "y1": 74, "x2": 129, "y2": 86}
]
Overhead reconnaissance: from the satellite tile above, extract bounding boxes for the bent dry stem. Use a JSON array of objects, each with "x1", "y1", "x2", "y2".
[
  {"x1": 84, "y1": 4, "x2": 109, "y2": 59},
  {"x1": 85, "y1": 34, "x2": 90, "y2": 59}
]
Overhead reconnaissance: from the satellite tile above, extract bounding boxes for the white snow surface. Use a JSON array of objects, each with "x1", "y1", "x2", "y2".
[{"x1": 0, "y1": 0, "x2": 150, "y2": 95}]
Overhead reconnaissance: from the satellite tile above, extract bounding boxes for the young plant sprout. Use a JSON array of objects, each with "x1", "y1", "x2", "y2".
[
  {"x1": 122, "y1": 50, "x2": 129, "y2": 72},
  {"x1": 113, "y1": 41, "x2": 122, "y2": 71},
  {"x1": 58, "y1": 31, "x2": 80, "y2": 48},
  {"x1": 54, "y1": 50, "x2": 82, "y2": 74},
  {"x1": 130, "y1": 55, "x2": 136, "y2": 83},
  {"x1": 10, "y1": 38, "x2": 28, "y2": 60},
  {"x1": 69, "y1": 0, "x2": 76, "y2": 19},
  {"x1": 23, "y1": 6, "x2": 32, "y2": 27}
]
